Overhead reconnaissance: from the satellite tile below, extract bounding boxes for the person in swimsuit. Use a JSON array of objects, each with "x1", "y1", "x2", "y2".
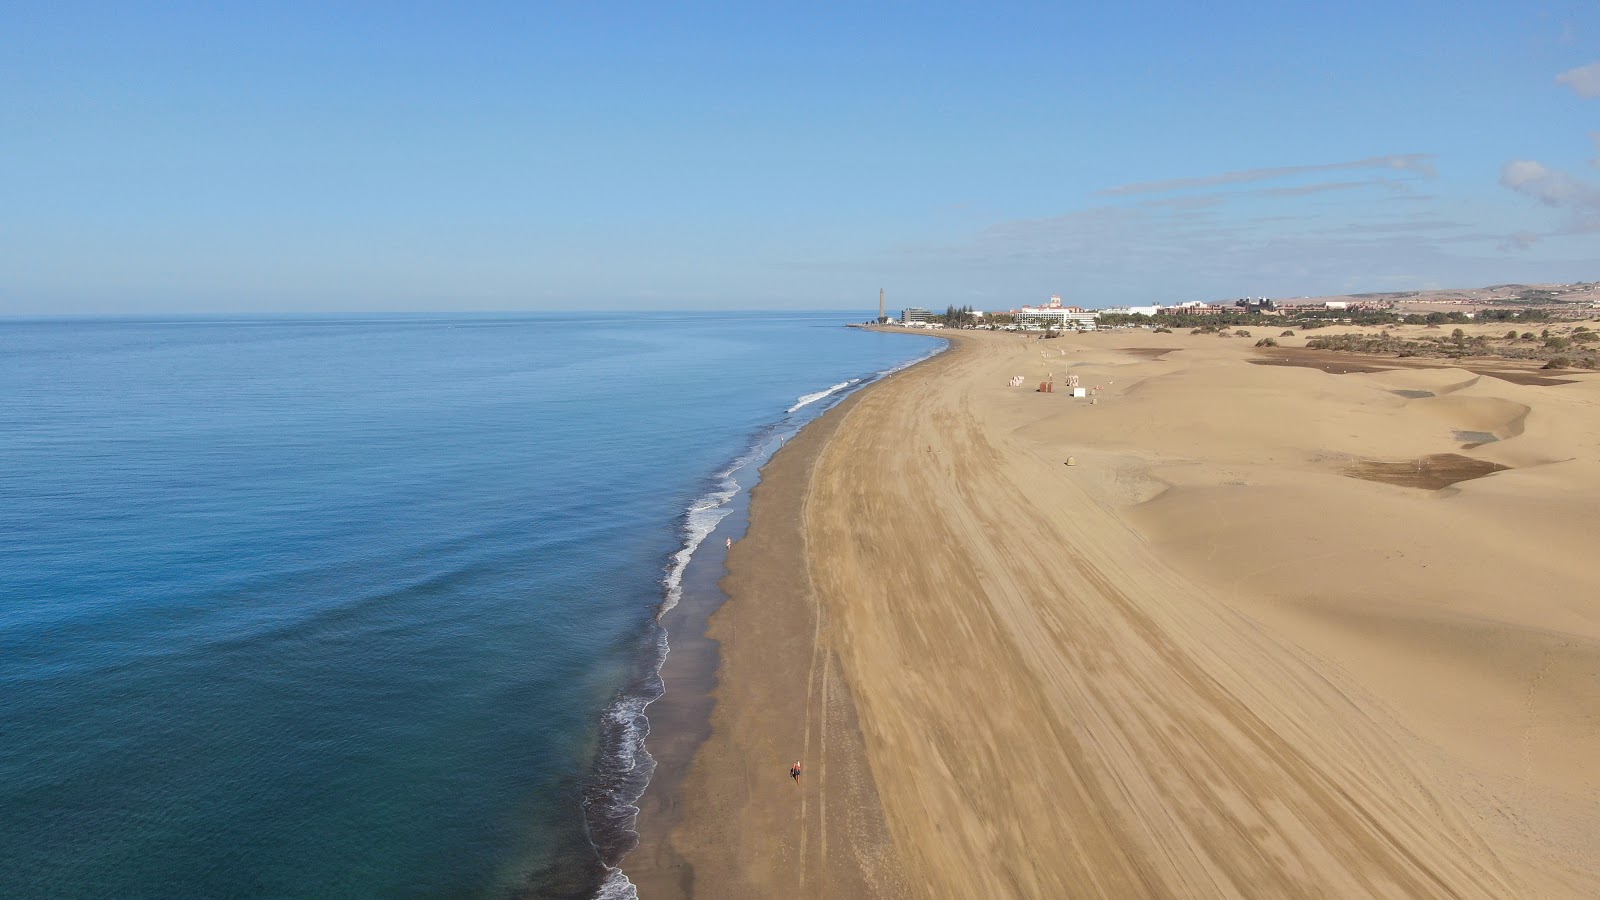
[{"x1": 790, "y1": 760, "x2": 802, "y2": 782}]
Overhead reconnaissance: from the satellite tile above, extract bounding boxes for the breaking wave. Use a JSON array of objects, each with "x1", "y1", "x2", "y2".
[{"x1": 788, "y1": 379, "x2": 861, "y2": 413}]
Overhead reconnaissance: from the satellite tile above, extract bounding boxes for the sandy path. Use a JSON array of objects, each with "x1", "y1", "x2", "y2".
[{"x1": 655, "y1": 327, "x2": 1600, "y2": 898}]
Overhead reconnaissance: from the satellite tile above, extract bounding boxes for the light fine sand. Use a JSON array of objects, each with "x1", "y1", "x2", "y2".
[{"x1": 642, "y1": 328, "x2": 1600, "y2": 898}]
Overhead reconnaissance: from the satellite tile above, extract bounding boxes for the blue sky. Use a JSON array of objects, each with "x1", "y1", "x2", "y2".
[{"x1": 4, "y1": 1, "x2": 1598, "y2": 314}]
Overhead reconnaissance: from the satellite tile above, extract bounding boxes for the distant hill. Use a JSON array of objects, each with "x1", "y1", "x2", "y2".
[{"x1": 1271, "y1": 281, "x2": 1600, "y2": 310}]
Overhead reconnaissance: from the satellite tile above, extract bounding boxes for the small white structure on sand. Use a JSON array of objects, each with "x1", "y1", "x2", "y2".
[{"x1": 1072, "y1": 387, "x2": 1087, "y2": 398}]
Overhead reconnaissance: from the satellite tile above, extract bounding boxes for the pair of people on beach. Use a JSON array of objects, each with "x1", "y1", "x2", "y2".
[{"x1": 789, "y1": 760, "x2": 802, "y2": 782}]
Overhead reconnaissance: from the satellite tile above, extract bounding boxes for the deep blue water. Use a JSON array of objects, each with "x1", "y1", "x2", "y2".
[{"x1": 0, "y1": 312, "x2": 939, "y2": 898}]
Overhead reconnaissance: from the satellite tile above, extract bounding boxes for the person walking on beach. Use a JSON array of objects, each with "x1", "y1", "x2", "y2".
[{"x1": 790, "y1": 760, "x2": 802, "y2": 783}]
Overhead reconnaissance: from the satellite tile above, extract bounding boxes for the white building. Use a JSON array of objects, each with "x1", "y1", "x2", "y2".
[
  {"x1": 1101, "y1": 305, "x2": 1161, "y2": 317},
  {"x1": 1017, "y1": 306, "x2": 1098, "y2": 330},
  {"x1": 901, "y1": 307, "x2": 937, "y2": 324}
]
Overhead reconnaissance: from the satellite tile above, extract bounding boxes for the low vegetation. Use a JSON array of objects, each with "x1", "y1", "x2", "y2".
[
  {"x1": 1300, "y1": 326, "x2": 1600, "y2": 369},
  {"x1": 1098, "y1": 306, "x2": 1555, "y2": 332}
]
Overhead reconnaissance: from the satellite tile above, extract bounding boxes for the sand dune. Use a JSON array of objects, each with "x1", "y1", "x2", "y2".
[{"x1": 654, "y1": 328, "x2": 1600, "y2": 898}]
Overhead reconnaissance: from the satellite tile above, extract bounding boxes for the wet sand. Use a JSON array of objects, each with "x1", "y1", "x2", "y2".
[
  {"x1": 639, "y1": 327, "x2": 1600, "y2": 897},
  {"x1": 627, "y1": 375, "x2": 912, "y2": 899}
]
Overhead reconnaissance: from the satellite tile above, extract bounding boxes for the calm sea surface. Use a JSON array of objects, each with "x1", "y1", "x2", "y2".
[{"x1": 0, "y1": 312, "x2": 939, "y2": 898}]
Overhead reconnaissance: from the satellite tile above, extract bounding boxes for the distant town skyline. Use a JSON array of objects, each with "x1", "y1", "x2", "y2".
[{"x1": 4, "y1": 2, "x2": 1599, "y2": 315}]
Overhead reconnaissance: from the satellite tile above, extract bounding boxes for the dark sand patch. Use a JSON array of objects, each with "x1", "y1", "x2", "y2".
[
  {"x1": 1460, "y1": 366, "x2": 1578, "y2": 387},
  {"x1": 1251, "y1": 348, "x2": 1579, "y2": 386},
  {"x1": 1343, "y1": 453, "x2": 1510, "y2": 490},
  {"x1": 1121, "y1": 347, "x2": 1175, "y2": 360},
  {"x1": 1454, "y1": 429, "x2": 1500, "y2": 449},
  {"x1": 1251, "y1": 351, "x2": 1398, "y2": 375},
  {"x1": 1392, "y1": 389, "x2": 1436, "y2": 399}
]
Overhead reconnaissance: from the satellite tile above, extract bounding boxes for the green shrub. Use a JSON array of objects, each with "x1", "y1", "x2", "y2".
[
  {"x1": 1544, "y1": 356, "x2": 1571, "y2": 369},
  {"x1": 1255, "y1": 337, "x2": 1278, "y2": 347},
  {"x1": 1280, "y1": 330, "x2": 1295, "y2": 337}
]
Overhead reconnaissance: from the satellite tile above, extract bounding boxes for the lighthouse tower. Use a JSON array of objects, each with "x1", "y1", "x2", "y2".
[{"x1": 879, "y1": 288, "x2": 886, "y2": 323}]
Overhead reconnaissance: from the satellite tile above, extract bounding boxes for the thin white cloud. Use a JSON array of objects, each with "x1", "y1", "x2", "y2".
[
  {"x1": 1141, "y1": 194, "x2": 1227, "y2": 210},
  {"x1": 1320, "y1": 219, "x2": 1469, "y2": 235},
  {"x1": 1498, "y1": 231, "x2": 1541, "y2": 252},
  {"x1": 1556, "y1": 62, "x2": 1600, "y2": 98},
  {"x1": 1500, "y1": 159, "x2": 1600, "y2": 231},
  {"x1": 1252, "y1": 180, "x2": 1387, "y2": 198},
  {"x1": 1096, "y1": 154, "x2": 1436, "y2": 196}
]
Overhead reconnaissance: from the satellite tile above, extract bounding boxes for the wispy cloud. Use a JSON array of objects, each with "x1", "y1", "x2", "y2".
[
  {"x1": 925, "y1": 202, "x2": 1502, "y2": 293},
  {"x1": 1500, "y1": 159, "x2": 1600, "y2": 231},
  {"x1": 1140, "y1": 194, "x2": 1228, "y2": 210},
  {"x1": 1498, "y1": 231, "x2": 1542, "y2": 252},
  {"x1": 1252, "y1": 180, "x2": 1390, "y2": 198},
  {"x1": 1095, "y1": 154, "x2": 1436, "y2": 196},
  {"x1": 1319, "y1": 219, "x2": 1469, "y2": 235},
  {"x1": 1556, "y1": 61, "x2": 1600, "y2": 98},
  {"x1": 783, "y1": 196, "x2": 1596, "y2": 305}
]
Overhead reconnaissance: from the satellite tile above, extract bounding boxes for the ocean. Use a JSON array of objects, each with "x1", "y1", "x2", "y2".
[{"x1": 0, "y1": 312, "x2": 942, "y2": 898}]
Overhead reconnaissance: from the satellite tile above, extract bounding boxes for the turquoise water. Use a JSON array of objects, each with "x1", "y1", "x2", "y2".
[{"x1": 0, "y1": 313, "x2": 940, "y2": 898}]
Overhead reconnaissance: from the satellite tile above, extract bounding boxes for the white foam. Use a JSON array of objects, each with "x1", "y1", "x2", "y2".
[
  {"x1": 787, "y1": 378, "x2": 860, "y2": 413},
  {"x1": 594, "y1": 868, "x2": 638, "y2": 899},
  {"x1": 603, "y1": 350, "x2": 948, "y2": 894},
  {"x1": 660, "y1": 465, "x2": 744, "y2": 616}
]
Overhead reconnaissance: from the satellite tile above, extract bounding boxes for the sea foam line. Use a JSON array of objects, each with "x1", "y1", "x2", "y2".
[
  {"x1": 588, "y1": 341, "x2": 949, "y2": 899},
  {"x1": 787, "y1": 378, "x2": 860, "y2": 414},
  {"x1": 593, "y1": 867, "x2": 638, "y2": 900},
  {"x1": 659, "y1": 444, "x2": 764, "y2": 616}
]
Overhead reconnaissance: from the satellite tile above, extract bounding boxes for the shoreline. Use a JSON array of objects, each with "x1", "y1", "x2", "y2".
[{"x1": 621, "y1": 333, "x2": 946, "y2": 898}]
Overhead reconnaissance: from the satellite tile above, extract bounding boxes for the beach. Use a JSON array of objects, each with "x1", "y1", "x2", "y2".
[{"x1": 637, "y1": 325, "x2": 1600, "y2": 898}]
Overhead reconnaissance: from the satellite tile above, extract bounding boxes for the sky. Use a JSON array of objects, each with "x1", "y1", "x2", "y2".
[{"x1": 4, "y1": 1, "x2": 1599, "y2": 314}]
